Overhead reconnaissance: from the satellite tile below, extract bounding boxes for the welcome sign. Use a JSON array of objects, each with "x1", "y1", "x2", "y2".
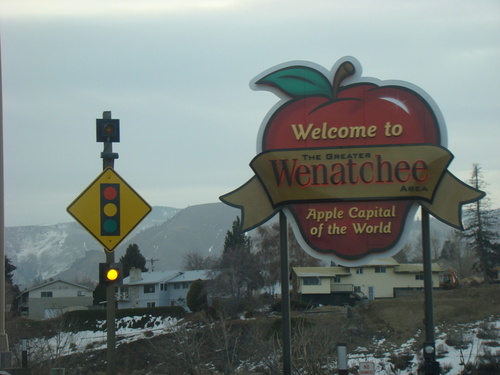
[{"x1": 221, "y1": 57, "x2": 484, "y2": 265}]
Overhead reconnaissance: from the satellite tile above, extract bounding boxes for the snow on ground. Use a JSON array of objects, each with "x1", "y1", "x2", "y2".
[
  {"x1": 348, "y1": 318, "x2": 499, "y2": 375},
  {"x1": 27, "y1": 316, "x2": 180, "y2": 360},
  {"x1": 26, "y1": 315, "x2": 499, "y2": 373}
]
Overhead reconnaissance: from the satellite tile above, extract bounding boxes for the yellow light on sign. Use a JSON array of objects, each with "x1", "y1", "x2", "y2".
[
  {"x1": 99, "y1": 262, "x2": 123, "y2": 287},
  {"x1": 106, "y1": 268, "x2": 119, "y2": 281}
]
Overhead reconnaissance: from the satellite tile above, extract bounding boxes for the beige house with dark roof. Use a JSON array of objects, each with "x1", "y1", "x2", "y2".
[{"x1": 292, "y1": 258, "x2": 441, "y2": 306}]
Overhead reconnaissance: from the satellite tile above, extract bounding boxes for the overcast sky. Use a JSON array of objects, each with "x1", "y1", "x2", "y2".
[{"x1": 1, "y1": 0, "x2": 499, "y2": 227}]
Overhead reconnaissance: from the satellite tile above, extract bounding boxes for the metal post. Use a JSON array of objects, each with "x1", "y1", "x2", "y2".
[
  {"x1": 421, "y1": 209, "x2": 440, "y2": 374},
  {"x1": 21, "y1": 338, "x2": 28, "y2": 368},
  {"x1": 102, "y1": 111, "x2": 117, "y2": 375},
  {"x1": 337, "y1": 343, "x2": 348, "y2": 375},
  {"x1": 0, "y1": 40, "x2": 12, "y2": 370},
  {"x1": 280, "y1": 210, "x2": 292, "y2": 375}
]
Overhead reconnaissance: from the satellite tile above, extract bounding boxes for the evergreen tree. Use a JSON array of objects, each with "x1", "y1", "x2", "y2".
[
  {"x1": 464, "y1": 163, "x2": 499, "y2": 283},
  {"x1": 211, "y1": 217, "x2": 262, "y2": 311},
  {"x1": 5, "y1": 256, "x2": 20, "y2": 312},
  {"x1": 186, "y1": 279, "x2": 207, "y2": 312},
  {"x1": 5, "y1": 256, "x2": 16, "y2": 285},
  {"x1": 119, "y1": 243, "x2": 148, "y2": 278}
]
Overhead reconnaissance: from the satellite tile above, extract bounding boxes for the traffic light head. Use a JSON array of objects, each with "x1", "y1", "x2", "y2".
[
  {"x1": 96, "y1": 119, "x2": 120, "y2": 142},
  {"x1": 99, "y1": 263, "x2": 123, "y2": 287}
]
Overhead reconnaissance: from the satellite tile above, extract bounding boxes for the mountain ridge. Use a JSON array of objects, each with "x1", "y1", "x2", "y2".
[{"x1": 6, "y1": 203, "x2": 240, "y2": 287}]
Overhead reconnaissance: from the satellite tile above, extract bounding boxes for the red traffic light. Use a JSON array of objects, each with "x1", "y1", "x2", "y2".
[{"x1": 96, "y1": 119, "x2": 120, "y2": 142}]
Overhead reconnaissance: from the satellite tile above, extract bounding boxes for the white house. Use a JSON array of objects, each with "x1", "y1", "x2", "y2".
[
  {"x1": 292, "y1": 258, "x2": 441, "y2": 306},
  {"x1": 17, "y1": 279, "x2": 94, "y2": 320},
  {"x1": 117, "y1": 268, "x2": 211, "y2": 311}
]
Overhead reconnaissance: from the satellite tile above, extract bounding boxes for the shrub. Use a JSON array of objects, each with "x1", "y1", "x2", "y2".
[
  {"x1": 271, "y1": 299, "x2": 312, "y2": 312},
  {"x1": 477, "y1": 323, "x2": 499, "y2": 340},
  {"x1": 389, "y1": 352, "x2": 414, "y2": 371},
  {"x1": 186, "y1": 279, "x2": 207, "y2": 312},
  {"x1": 270, "y1": 316, "x2": 312, "y2": 337},
  {"x1": 445, "y1": 332, "x2": 471, "y2": 349}
]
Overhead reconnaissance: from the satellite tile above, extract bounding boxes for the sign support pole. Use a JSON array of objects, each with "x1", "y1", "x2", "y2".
[
  {"x1": 421, "y1": 208, "x2": 440, "y2": 375},
  {"x1": 102, "y1": 111, "x2": 117, "y2": 375},
  {"x1": 280, "y1": 210, "x2": 292, "y2": 375}
]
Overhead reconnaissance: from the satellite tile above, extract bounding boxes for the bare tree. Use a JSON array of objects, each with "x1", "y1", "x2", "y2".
[
  {"x1": 255, "y1": 224, "x2": 282, "y2": 298},
  {"x1": 149, "y1": 320, "x2": 211, "y2": 375},
  {"x1": 182, "y1": 251, "x2": 214, "y2": 271}
]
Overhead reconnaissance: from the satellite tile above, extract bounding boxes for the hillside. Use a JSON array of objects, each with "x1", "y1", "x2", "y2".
[
  {"x1": 6, "y1": 203, "x2": 240, "y2": 287},
  {"x1": 7, "y1": 284, "x2": 499, "y2": 374}
]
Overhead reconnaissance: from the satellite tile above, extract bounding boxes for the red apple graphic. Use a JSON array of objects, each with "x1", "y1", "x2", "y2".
[{"x1": 254, "y1": 58, "x2": 441, "y2": 262}]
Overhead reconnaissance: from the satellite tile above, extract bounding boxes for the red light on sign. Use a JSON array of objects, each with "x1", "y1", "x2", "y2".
[{"x1": 100, "y1": 183, "x2": 120, "y2": 236}]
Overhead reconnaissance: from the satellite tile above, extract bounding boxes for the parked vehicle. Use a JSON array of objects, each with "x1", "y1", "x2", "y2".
[{"x1": 439, "y1": 268, "x2": 459, "y2": 289}]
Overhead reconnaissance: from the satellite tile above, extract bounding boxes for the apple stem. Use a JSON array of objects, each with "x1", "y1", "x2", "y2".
[{"x1": 332, "y1": 61, "x2": 355, "y2": 99}]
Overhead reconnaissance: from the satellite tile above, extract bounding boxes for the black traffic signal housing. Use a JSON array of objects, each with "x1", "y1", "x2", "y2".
[
  {"x1": 100, "y1": 183, "x2": 120, "y2": 236},
  {"x1": 96, "y1": 119, "x2": 120, "y2": 142},
  {"x1": 99, "y1": 263, "x2": 123, "y2": 287}
]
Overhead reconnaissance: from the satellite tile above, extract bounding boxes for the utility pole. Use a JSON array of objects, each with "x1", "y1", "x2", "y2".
[
  {"x1": 147, "y1": 258, "x2": 159, "y2": 272},
  {"x1": 0, "y1": 39, "x2": 12, "y2": 370}
]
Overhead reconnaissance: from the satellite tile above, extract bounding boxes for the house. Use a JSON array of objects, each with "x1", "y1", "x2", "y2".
[
  {"x1": 292, "y1": 258, "x2": 441, "y2": 306},
  {"x1": 17, "y1": 279, "x2": 94, "y2": 320},
  {"x1": 117, "y1": 268, "x2": 211, "y2": 311}
]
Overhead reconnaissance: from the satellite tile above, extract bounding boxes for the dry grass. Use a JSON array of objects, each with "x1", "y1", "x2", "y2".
[{"x1": 345, "y1": 283, "x2": 500, "y2": 349}]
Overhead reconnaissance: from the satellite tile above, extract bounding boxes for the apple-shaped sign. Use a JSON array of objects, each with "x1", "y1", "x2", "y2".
[{"x1": 221, "y1": 57, "x2": 484, "y2": 265}]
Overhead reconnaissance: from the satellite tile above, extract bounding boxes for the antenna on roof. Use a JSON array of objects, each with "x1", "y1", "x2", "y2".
[{"x1": 147, "y1": 258, "x2": 160, "y2": 272}]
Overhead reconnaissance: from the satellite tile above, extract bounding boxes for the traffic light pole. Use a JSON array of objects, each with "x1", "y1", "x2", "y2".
[
  {"x1": 279, "y1": 210, "x2": 292, "y2": 375},
  {"x1": 101, "y1": 111, "x2": 118, "y2": 375}
]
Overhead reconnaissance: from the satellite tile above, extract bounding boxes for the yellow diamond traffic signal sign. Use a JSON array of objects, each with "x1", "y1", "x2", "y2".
[{"x1": 67, "y1": 167, "x2": 151, "y2": 252}]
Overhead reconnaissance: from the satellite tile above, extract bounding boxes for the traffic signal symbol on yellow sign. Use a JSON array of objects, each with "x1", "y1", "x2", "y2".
[
  {"x1": 67, "y1": 168, "x2": 151, "y2": 252},
  {"x1": 101, "y1": 183, "x2": 120, "y2": 236}
]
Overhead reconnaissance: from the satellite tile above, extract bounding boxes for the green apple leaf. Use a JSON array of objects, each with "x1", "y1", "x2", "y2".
[{"x1": 256, "y1": 66, "x2": 333, "y2": 99}]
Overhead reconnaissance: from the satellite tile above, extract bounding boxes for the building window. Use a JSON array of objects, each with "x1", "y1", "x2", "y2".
[
  {"x1": 77, "y1": 291, "x2": 85, "y2": 297},
  {"x1": 183, "y1": 283, "x2": 190, "y2": 289},
  {"x1": 303, "y1": 277, "x2": 321, "y2": 286},
  {"x1": 164, "y1": 284, "x2": 168, "y2": 291},
  {"x1": 356, "y1": 268, "x2": 363, "y2": 274},
  {"x1": 415, "y1": 274, "x2": 424, "y2": 280},
  {"x1": 174, "y1": 283, "x2": 181, "y2": 289},
  {"x1": 354, "y1": 286, "x2": 361, "y2": 293},
  {"x1": 41, "y1": 291, "x2": 53, "y2": 298},
  {"x1": 147, "y1": 302, "x2": 156, "y2": 308},
  {"x1": 144, "y1": 284, "x2": 156, "y2": 294},
  {"x1": 375, "y1": 266, "x2": 386, "y2": 273},
  {"x1": 333, "y1": 276, "x2": 341, "y2": 283}
]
